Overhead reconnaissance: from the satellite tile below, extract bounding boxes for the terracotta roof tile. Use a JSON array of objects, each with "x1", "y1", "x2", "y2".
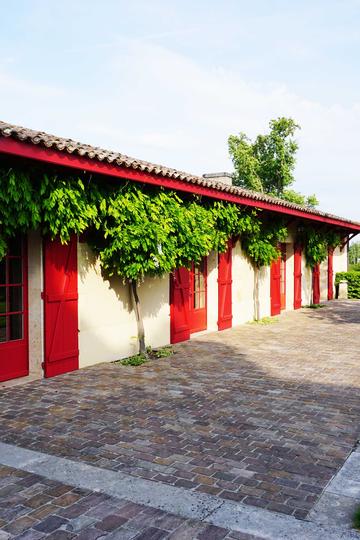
[{"x1": 0, "y1": 120, "x2": 359, "y2": 229}]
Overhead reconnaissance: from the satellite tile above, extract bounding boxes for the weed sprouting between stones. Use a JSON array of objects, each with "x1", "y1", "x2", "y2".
[{"x1": 114, "y1": 346, "x2": 173, "y2": 367}]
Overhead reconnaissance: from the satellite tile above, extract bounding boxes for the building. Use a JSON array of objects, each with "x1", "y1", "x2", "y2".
[{"x1": 0, "y1": 121, "x2": 359, "y2": 384}]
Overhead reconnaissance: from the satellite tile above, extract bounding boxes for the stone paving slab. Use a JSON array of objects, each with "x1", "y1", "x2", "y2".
[
  {"x1": 1, "y1": 444, "x2": 360, "y2": 540},
  {"x1": 0, "y1": 464, "x2": 243, "y2": 540},
  {"x1": 0, "y1": 301, "x2": 359, "y2": 520}
]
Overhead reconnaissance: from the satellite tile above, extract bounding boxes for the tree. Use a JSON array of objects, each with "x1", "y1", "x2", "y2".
[
  {"x1": 349, "y1": 241, "x2": 360, "y2": 269},
  {"x1": 228, "y1": 117, "x2": 318, "y2": 207}
]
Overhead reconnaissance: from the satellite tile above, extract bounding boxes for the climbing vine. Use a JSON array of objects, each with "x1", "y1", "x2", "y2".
[
  {"x1": 0, "y1": 160, "x2": 343, "y2": 350},
  {"x1": 297, "y1": 226, "x2": 341, "y2": 268}
]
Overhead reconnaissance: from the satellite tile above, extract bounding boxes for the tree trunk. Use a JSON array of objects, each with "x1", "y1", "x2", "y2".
[
  {"x1": 253, "y1": 265, "x2": 260, "y2": 320},
  {"x1": 130, "y1": 280, "x2": 146, "y2": 355}
]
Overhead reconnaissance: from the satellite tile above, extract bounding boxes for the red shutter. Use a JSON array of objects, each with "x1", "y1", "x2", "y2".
[
  {"x1": 270, "y1": 257, "x2": 281, "y2": 316},
  {"x1": 0, "y1": 236, "x2": 29, "y2": 382},
  {"x1": 328, "y1": 249, "x2": 334, "y2": 300},
  {"x1": 170, "y1": 267, "x2": 190, "y2": 344},
  {"x1": 44, "y1": 235, "x2": 79, "y2": 378},
  {"x1": 294, "y1": 244, "x2": 302, "y2": 309},
  {"x1": 218, "y1": 241, "x2": 233, "y2": 330},
  {"x1": 312, "y1": 264, "x2": 320, "y2": 305}
]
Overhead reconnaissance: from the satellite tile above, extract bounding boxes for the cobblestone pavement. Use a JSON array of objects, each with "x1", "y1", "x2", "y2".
[
  {"x1": 0, "y1": 464, "x2": 252, "y2": 539},
  {"x1": 0, "y1": 301, "x2": 359, "y2": 521}
]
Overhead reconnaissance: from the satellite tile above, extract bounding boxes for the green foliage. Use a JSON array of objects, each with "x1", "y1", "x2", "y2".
[
  {"x1": 116, "y1": 354, "x2": 148, "y2": 366},
  {"x1": 114, "y1": 346, "x2": 173, "y2": 366},
  {"x1": 282, "y1": 189, "x2": 319, "y2": 208},
  {"x1": 353, "y1": 506, "x2": 360, "y2": 530},
  {"x1": 304, "y1": 303, "x2": 325, "y2": 309},
  {"x1": 335, "y1": 271, "x2": 360, "y2": 299},
  {"x1": 298, "y1": 227, "x2": 341, "y2": 268},
  {"x1": 349, "y1": 241, "x2": 360, "y2": 266},
  {"x1": 0, "y1": 160, "x2": 341, "y2": 280},
  {"x1": 350, "y1": 263, "x2": 360, "y2": 272},
  {"x1": 229, "y1": 117, "x2": 318, "y2": 207},
  {"x1": 241, "y1": 212, "x2": 288, "y2": 268},
  {"x1": 0, "y1": 165, "x2": 100, "y2": 258},
  {"x1": 146, "y1": 345, "x2": 173, "y2": 359},
  {"x1": 250, "y1": 316, "x2": 278, "y2": 324}
]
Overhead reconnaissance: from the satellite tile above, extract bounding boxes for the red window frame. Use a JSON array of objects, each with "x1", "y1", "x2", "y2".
[
  {"x1": 0, "y1": 238, "x2": 28, "y2": 343},
  {"x1": 0, "y1": 236, "x2": 29, "y2": 382},
  {"x1": 189, "y1": 259, "x2": 207, "y2": 333}
]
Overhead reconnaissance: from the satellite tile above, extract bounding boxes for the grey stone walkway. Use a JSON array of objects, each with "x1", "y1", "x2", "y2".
[
  {"x1": 0, "y1": 442, "x2": 360, "y2": 539},
  {"x1": 0, "y1": 300, "x2": 360, "y2": 538}
]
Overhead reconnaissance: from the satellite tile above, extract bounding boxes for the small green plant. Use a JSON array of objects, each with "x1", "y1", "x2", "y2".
[
  {"x1": 303, "y1": 303, "x2": 325, "y2": 309},
  {"x1": 147, "y1": 345, "x2": 173, "y2": 359},
  {"x1": 114, "y1": 345, "x2": 173, "y2": 367},
  {"x1": 250, "y1": 316, "x2": 278, "y2": 325},
  {"x1": 353, "y1": 506, "x2": 360, "y2": 530},
  {"x1": 116, "y1": 354, "x2": 148, "y2": 366}
]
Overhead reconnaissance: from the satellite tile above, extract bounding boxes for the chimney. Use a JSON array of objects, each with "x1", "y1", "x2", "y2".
[{"x1": 203, "y1": 172, "x2": 233, "y2": 186}]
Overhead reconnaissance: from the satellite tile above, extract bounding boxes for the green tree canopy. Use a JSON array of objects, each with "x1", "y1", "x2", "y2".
[{"x1": 228, "y1": 117, "x2": 319, "y2": 208}]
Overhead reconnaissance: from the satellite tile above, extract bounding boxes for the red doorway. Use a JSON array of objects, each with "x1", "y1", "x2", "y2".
[
  {"x1": 270, "y1": 257, "x2": 281, "y2": 316},
  {"x1": 43, "y1": 235, "x2": 79, "y2": 378},
  {"x1": 170, "y1": 267, "x2": 190, "y2": 344},
  {"x1": 280, "y1": 243, "x2": 287, "y2": 310},
  {"x1": 271, "y1": 244, "x2": 287, "y2": 316},
  {"x1": 170, "y1": 259, "x2": 207, "y2": 343},
  {"x1": 328, "y1": 249, "x2": 334, "y2": 300},
  {"x1": 312, "y1": 264, "x2": 320, "y2": 305},
  {"x1": 294, "y1": 244, "x2": 302, "y2": 309},
  {"x1": 189, "y1": 259, "x2": 207, "y2": 333},
  {"x1": 218, "y1": 240, "x2": 232, "y2": 330},
  {"x1": 0, "y1": 237, "x2": 29, "y2": 382}
]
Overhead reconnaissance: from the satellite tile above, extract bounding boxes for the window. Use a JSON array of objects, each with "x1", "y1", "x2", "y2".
[
  {"x1": 192, "y1": 260, "x2": 206, "y2": 310},
  {"x1": 0, "y1": 238, "x2": 25, "y2": 343}
]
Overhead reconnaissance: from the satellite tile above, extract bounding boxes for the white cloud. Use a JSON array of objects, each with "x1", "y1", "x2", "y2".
[{"x1": 0, "y1": 40, "x2": 359, "y2": 221}]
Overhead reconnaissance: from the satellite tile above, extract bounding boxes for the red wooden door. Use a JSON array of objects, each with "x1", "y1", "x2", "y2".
[
  {"x1": 312, "y1": 264, "x2": 320, "y2": 305},
  {"x1": 270, "y1": 257, "x2": 281, "y2": 316},
  {"x1": 189, "y1": 259, "x2": 207, "y2": 333},
  {"x1": 44, "y1": 235, "x2": 79, "y2": 378},
  {"x1": 218, "y1": 241, "x2": 232, "y2": 330},
  {"x1": 280, "y1": 244, "x2": 287, "y2": 310},
  {"x1": 293, "y1": 244, "x2": 302, "y2": 309},
  {"x1": 170, "y1": 267, "x2": 190, "y2": 344},
  {"x1": 0, "y1": 237, "x2": 29, "y2": 382},
  {"x1": 328, "y1": 249, "x2": 334, "y2": 300}
]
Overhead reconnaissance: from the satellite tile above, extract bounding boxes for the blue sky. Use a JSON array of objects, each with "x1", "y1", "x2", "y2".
[{"x1": 1, "y1": 0, "x2": 359, "y2": 220}]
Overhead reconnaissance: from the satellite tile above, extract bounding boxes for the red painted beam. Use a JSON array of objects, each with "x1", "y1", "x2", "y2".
[{"x1": 0, "y1": 137, "x2": 359, "y2": 231}]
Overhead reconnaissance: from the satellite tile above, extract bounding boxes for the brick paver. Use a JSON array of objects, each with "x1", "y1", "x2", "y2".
[
  {"x1": 0, "y1": 464, "x2": 247, "y2": 539},
  {"x1": 0, "y1": 301, "x2": 359, "y2": 520}
]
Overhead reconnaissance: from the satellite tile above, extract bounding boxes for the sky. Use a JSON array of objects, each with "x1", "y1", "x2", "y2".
[{"x1": 0, "y1": 0, "x2": 359, "y2": 221}]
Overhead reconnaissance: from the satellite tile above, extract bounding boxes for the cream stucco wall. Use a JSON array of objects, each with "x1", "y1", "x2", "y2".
[
  {"x1": 258, "y1": 266, "x2": 271, "y2": 319},
  {"x1": 78, "y1": 242, "x2": 170, "y2": 368},
  {"x1": 302, "y1": 253, "x2": 313, "y2": 307},
  {"x1": 232, "y1": 241, "x2": 255, "y2": 324},
  {"x1": 27, "y1": 231, "x2": 43, "y2": 378},
  {"x1": 333, "y1": 245, "x2": 348, "y2": 274}
]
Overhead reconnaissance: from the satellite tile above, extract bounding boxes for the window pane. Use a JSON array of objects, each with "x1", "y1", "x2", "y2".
[
  {"x1": 0, "y1": 260, "x2": 5, "y2": 284},
  {"x1": 0, "y1": 288, "x2": 6, "y2": 314},
  {"x1": 9, "y1": 259, "x2": 22, "y2": 284},
  {"x1": 9, "y1": 286, "x2": 22, "y2": 312},
  {"x1": 9, "y1": 314, "x2": 22, "y2": 341},
  {"x1": 8, "y1": 238, "x2": 22, "y2": 257},
  {"x1": 0, "y1": 316, "x2": 6, "y2": 342}
]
